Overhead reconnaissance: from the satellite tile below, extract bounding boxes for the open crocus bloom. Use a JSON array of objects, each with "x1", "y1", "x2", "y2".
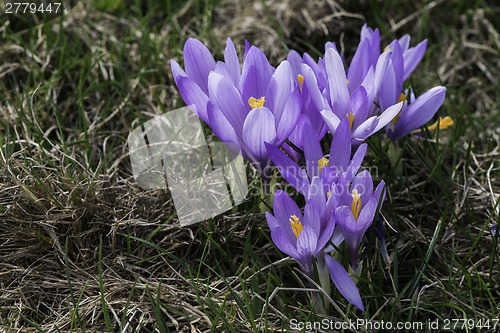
[
  {"x1": 171, "y1": 38, "x2": 302, "y2": 184},
  {"x1": 266, "y1": 190, "x2": 364, "y2": 311},
  {"x1": 207, "y1": 48, "x2": 302, "y2": 180},
  {"x1": 308, "y1": 47, "x2": 403, "y2": 146},
  {"x1": 332, "y1": 170, "x2": 386, "y2": 270}
]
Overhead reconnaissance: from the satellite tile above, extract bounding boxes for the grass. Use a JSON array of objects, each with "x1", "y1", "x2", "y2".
[{"x1": 0, "y1": 0, "x2": 499, "y2": 331}]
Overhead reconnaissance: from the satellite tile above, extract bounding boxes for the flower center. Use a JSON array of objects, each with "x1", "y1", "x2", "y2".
[
  {"x1": 289, "y1": 215, "x2": 303, "y2": 238},
  {"x1": 347, "y1": 112, "x2": 355, "y2": 130},
  {"x1": 248, "y1": 96, "x2": 265, "y2": 109},
  {"x1": 391, "y1": 93, "x2": 407, "y2": 125},
  {"x1": 318, "y1": 157, "x2": 329, "y2": 174},
  {"x1": 351, "y1": 189, "x2": 361, "y2": 221}
]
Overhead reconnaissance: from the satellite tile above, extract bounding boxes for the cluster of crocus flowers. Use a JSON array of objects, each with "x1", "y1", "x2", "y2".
[
  {"x1": 266, "y1": 118, "x2": 385, "y2": 311},
  {"x1": 170, "y1": 25, "x2": 450, "y2": 312}
]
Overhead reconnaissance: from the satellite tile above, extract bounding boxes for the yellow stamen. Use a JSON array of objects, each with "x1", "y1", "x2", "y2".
[
  {"x1": 327, "y1": 189, "x2": 332, "y2": 198},
  {"x1": 290, "y1": 215, "x2": 303, "y2": 238},
  {"x1": 347, "y1": 112, "x2": 355, "y2": 130},
  {"x1": 351, "y1": 189, "x2": 361, "y2": 221},
  {"x1": 427, "y1": 116, "x2": 454, "y2": 131},
  {"x1": 391, "y1": 93, "x2": 408, "y2": 125},
  {"x1": 412, "y1": 116, "x2": 454, "y2": 133},
  {"x1": 297, "y1": 74, "x2": 304, "y2": 87},
  {"x1": 384, "y1": 45, "x2": 389, "y2": 52},
  {"x1": 346, "y1": 79, "x2": 349, "y2": 85},
  {"x1": 248, "y1": 96, "x2": 265, "y2": 109},
  {"x1": 318, "y1": 157, "x2": 329, "y2": 174}
]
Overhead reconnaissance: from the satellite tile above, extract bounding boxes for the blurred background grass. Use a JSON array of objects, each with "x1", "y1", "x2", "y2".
[{"x1": 0, "y1": 0, "x2": 499, "y2": 331}]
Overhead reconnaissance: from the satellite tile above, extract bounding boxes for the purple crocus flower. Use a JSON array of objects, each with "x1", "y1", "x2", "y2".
[
  {"x1": 266, "y1": 189, "x2": 364, "y2": 311},
  {"x1": 354, "y1": 25, "x2": 449, "y2": 141},
  {"x1": 385, "y1": 86, "x2": 447, "y2": 141},
  {"x1": 171, "y1": 38, "x2": 302, "y2": 187},
  {"x1": 207, "y1": 50, "x2": 302, "y2": 181},
  {"x1": 308, "y1": 47, "x2": 403, "y2": 146},
  {"x1": 357, "y1": 24, "x2": 428, "y2": 98},
  {"x1": 332, "y1": 170, "x2": 386, "y2": 270}
]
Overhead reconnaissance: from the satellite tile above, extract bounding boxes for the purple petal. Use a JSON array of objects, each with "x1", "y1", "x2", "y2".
[
  {"x1": 275, "y1": 88, "x2": 302, "y2": 146},
  {"x1": 271, "y1": 227, "x2": 300, "y2": 259},
  {"x1": 304, "y1": 200, "x2": 321, "y2": 237},
  {"x1": 373, "y1": 101, "x2": 403, "y2": 133},
  {"x1": 315, "y1": 213, "x2": 336, "y2": 255},
  {"x1": 403, "y1": 39, "x2": 427, "y2": 81},
  {"x1": 360, "y1": 23, "x2": 374, "y2": 40},
  {"x1": 357, "y1": 197, "x2": 377, "y2": 232},
  {"x1": 214, "y1": 61, "x2": 235, "y2": 83},
  {"x1": 302, "y1": 63, "x2": 328, "y2": 112},
  {"x1": 347, "y1": 39, "x2": 370, "y2": 94},
  {"x1": 266, "y1": 211, "x2": 280, "y2": 230},
  {"x1": 283, "y1": 114, "x2": 309, "y2": 157},
  {"x1": 325, "y1": 48, "x2": 350, "y2": 116},
  {"x1": 244, "y1": 40, "x2": 251, "y2": 59},
  {"x1": 352, "y1": 116, "x2": 379, "y2": 143},
  {"x1": 329, "y1": 228, "x2": 345, "y2": 248},
  {"x1": 303, "y1": 54, "x2": 327, "y2": 90},
  {"x1": 207, "y1": 102, "x2": 238, "y2": 144},
  {"x1": 373, "y1": 180, "x2": 386, "y2": 208},
  {"x1": 287, "y1": 50, "x2": 303, "y2": 77},
  {"x1": 170, "y1": 59, "x2": 187, "y2": 79},
  {"x1": 378, "y1": 62, "x2": 397, "y2": 111},
  {"x1": 184, "y1": 38, "x2": 216, "y2": 94},
  {"x1": 224, "y1": 37, "x2": 241, "y2": 87},
  {"x1": 296, "y1": 226, "x2": 318, "y2": 258},
  {"x1": 324, "y1": 254, "x2": 364, "y2": 311},
  {"x1": 351, "y1": 87, "x2": 371, "y2": 130},
  {"x1": 366, "y1": 48, "x2": 391, "y2": 103},
  {"x1": 174, "y1": 75, "x2": 210, "y2": 123},
  {"x1": 329, "y1": 117, "x2": 351, "y2": 173},
  {"x1": 321, "y1": 110, "x2": 341, "y2": 134},
  {"x1": 208, "y1": 72, "x2": 247, "y2": 138},
  {"x1": 242, "y1": 107, "x2": 276, "y2": 162},
  {"x1": 267, "y1": 61, "x2": 294, "y2": 123},
  {"x1": 391, "y1": 86, "x2": 446, "y2": 140},
  {"x1": 368, "y1": 29, "x2": 381, "y2": 67},
  {"x1": 266, "y1": 143, "x2": 310, "y2": 196},
  {"x1": 240, "y1": 46, "x2": 274, "y2": 103},
  {"x1": 345, "y1": 144, "x2": 367, "y2": 183},
  {"x1": 303, "y1": 121, "x2": 323, "y2": 179},
  {"x1": 325, "y1": 42, "x2": 337, "y2": 52},
  {"x1": 307, "y1": 177, "x2": 326, "y2": 227},
  {"x1": 335, "y1": 206, "x2": 362, "y2": 252},
  {"x1": 390, "y1": 41, "x2": 404, "y2": 91},
  {"x1": 399, "y1": 34, "x2": 411, "y2": 53}
]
